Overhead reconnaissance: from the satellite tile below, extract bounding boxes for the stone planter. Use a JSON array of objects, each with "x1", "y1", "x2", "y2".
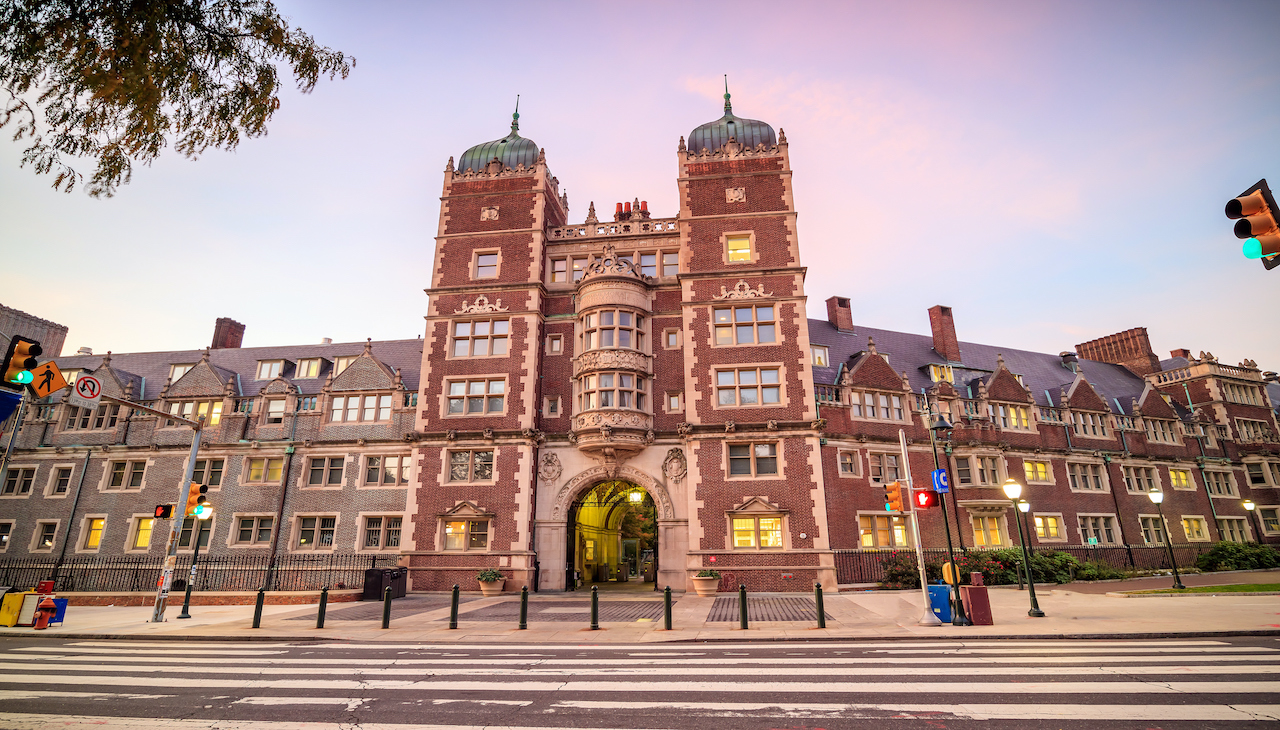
[
  {"x1": 478, "y1": 579, "x2": 505, "y2": 597},
  {"x1": 691, "y1": 575, "x2": 719, "y2": 597}
]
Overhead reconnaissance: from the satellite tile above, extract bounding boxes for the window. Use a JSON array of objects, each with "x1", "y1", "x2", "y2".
[
  {"x1": 334, "y1": 356, "x2": 358, "y2": 375},
  {"x1": 192, "y1": 459, "x2": 224, "y2": 490},
  {"x1": 578, "y1": 372, "x2": 647, "y2": 410},
  {"x1": 713, "y1": 305, "x2": 775, "y2": 346},
  {"x1": 265, "y1": 399, "x2": 285, "y2": 424},
  {"x1": 1122, "y1": 466, "x2": 1157, "y2": 493},
  {"x1": 728, "y1": 443, "x2": 779, "y2": 477},
  {"x1": 1034, "y1": 514, "x2": 1064, "y2": 540},
  {"x1": 444, "y1": 519, "x2": 488, "y2": 550},
  {"x1": 1023, "y1": 461, "x2": 1051, "y2": 483},
  {"x1": 1259, "y1": 507, "x2": 1280, "y2": 534},
  {"x1": 995, "y1": 404, "x2": 1031, "y2": 430},
  {"x1": 1072, "y1": 411, "x2": 1109, "y2": 437},
  {"x1": 1223, "y1": 382, "x2": 1263, "y2": 406},
  {"x1": 726, "y1": 235, "x2": 752, "y2": 262},
  {"x1": 256, "y1": 360, "x2": 282, "y2": 380},
  {"x1": 132, "y1": 517, "x2": 155, "y2": 549},
  {"x1": 364, "y1": 516, "x2": 402, "y2": 549},
  {"x1": 1182, "y1": 517, "x2": 1209, "y2": 542},
  {"x1": 732, "y1": 516, "x2": 783, "y2": 549},
  {"x1": 1139, "y1": 516, "x2": 1166, "y2": 545},
  {"x1": 50, "y1": 467, "x2": 72, "y2": 496},
  {"x1": 365, "y1": 455, "x2": 411, "y2": 486},
  {"x1": 235, "y1": 398, "x2": 254, "y2": 413},
  {"x1": 663, "y1": 251, "x2": 679, "y2": 277},
  {"x1": 166, "y1": 400, "x2": 221, "y2": 427},
  {"x1": 716, "y1": 367, "x2": 779, "y2": 407},
  {"x1": 1245, "y1": 462, "x2": 1273, "y2": 487},
  {"x1": 957, "y1": 456, "x2": 999, "y2": 486},
  {"x1": 0, "y1": 522, "x2": 11, "y2": 551},
  {"x1": 869, "y1": 453, "x2": 901, "y2": 483},
  {"x1": 449, "y1": 450, "x2": 494, "y2": 482},
  {"x1": 34, "y1": 522, "x2": 57, "y2": 551},
  {"x1": 551, "y1": 258, "x2": 568, "y2": 283},
  {"x1": 1145, "y1": 418, "x2": 1177, "y2": 444},
  {"x1": 811, "y1": 346, "x2": 829, "y2": 367},
  {"x1": 544, "y1": 396, "x2": 561, "y2": 417},
  {"x1": 971, "y1": 516, "x2": 1005, "y2": 547},
  {"x1": 664, "y1": 329, "x2": 680, "y2": 349},
  {"x1": 452, "y1": 319, "x2": 509, "y2": 357},
  {"x1": 107, "y1": 461, "x2": 146, "y2": 491},
  {"x1": 859, "y1": 514, "x2": 911, "y2": 547},
  {"x1": 1237, "y1": 419, "x2": 1270, "y2": 441},
  {"x1": 81, "y1": 517, "x2": 105, "y2": 550},
  {"x1": 1206, "y1": 471, "x2": 1237, "y2": 497},
  {"x1": 330, "y1": 394, "x2": 393, "y2": 422},
  {"x1": 839, "y1": 451, "x2": 860, "y2": 476},
  {"x1": 446, "y1": 379, "x2": 505, "y2": 415},
  {"x1": 308, "y1": 457, "x2": 345, "y2": 486},
  {"x1": 178, "y1": 517, "x2": 211, "y2": 549},
  {"x1": 639, "y1": 252, "x2": 658, "y2": 277},
  {"x1": 235, "y1": 517, "x2": 274, "y2": 545},
  {"x1": 170, "y1": 364, "x2": 195, "y2": 381},
  {"x1": 1217, "y1": 517, "x2": 1249, "y2": 543},
  {"x1": 246, "y1": 458, "x2": 284, "y2": 484},
  {"x1": 66, "y1": 404, "x2": 120, "y2": 430},
  {"x1": 1169, "y1": 469, "x2": 1193, "y2": 490},
  {"x1": 582, "y1": 309, "x2": 645, "y2": 351},
  {"x1": 1079, "y1": 515, "x2": 1118, "y2": 545},
  {"x1": 297, "y1": 396, "x2": 318, "y2": 412},
  {"x1": 297, "y1": 517, "x2": 336, "y2": 549},
  {"x1": 571, "y1": 257, "x2": 587, "y2": 282},
  {"x1": 474, "y1": 252, "x2": 498, "y2": 279},
  {"x1": 2, "y1": 467, "x2": 34, "y2": 496},
  {"x1": 850, "y1": 391, "x2": 905, "y2": 421},
  {"x1": 929, "y1": 364, "x2": 954, "y2": 383},
  {"x1": 547, "y1": 334, "x2": 563, "y2": 355},
  {"x1": 1068, "y1": 462, "x2": 1107, "y2": 492},
  {"x1": 665, "y1": 392, "x2": 682, "y2": 413},
  {"x1": 296, "y1": 358, "x2": 321, "y2": 378}
]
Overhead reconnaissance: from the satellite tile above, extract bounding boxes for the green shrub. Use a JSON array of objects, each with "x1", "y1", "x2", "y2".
[
  {"x1": 946, "y1": 549, "x2": 1079, "y2": 585},
  {"x1": 1073, "y1": 560, "x2": 1128, "y2": 581},
  {"x1": 878, "y1": 551, "x2": 942, "y2": 589},
  {"x1": 476, "y1": 569, "x2": 505, "y2": 582},
  {"x1": 1195, "y1": 542, "x2": 1280, "y2": 572},
  {"x1": 695, "y1": 569, "x2": 721, "y2": 578}
]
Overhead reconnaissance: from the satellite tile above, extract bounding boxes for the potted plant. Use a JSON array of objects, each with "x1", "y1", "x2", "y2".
[
  {"x1": 691, "y1": 569, "x2": 720, "y2": 597},
  {"x1": 476, "y1": 569, "x2": 505, "y2": 597}
]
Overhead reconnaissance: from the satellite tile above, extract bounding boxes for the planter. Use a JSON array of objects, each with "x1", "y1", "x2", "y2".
[
  {"x1": 478, "y1": 579, "x2": 505, "y2": 597},
  {"x1": 691, "y1": 575, "x2": 719, "y2": 597}
]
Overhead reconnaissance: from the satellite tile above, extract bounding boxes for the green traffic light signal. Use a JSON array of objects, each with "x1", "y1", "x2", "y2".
[
  {"x1": 194, "y1": 502, "x2": 213, "y2": 519},
  {"x1": 11, "y1": 371, "x2": 32, "y2": 385}
]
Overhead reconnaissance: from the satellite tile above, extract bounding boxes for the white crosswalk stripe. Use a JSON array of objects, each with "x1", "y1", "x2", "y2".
[{"x1": 0, "y1": 638, "x2": 1276, "y2": 727}]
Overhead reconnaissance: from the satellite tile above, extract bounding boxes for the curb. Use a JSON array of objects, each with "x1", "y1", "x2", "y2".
[{"x1": 1106, "y1": 591, "x2": 1280, "y2": 598}]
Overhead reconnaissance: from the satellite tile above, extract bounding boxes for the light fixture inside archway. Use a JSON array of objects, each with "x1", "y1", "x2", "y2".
[{"x1": 628, "y1": 491, "x2": 644, "y2": 502}]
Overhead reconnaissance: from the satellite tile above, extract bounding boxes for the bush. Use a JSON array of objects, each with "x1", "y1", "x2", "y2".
[
  {"x1": 476, "y1": 569, "x2": 505, "y2": 582},
  {"x1": 1195, "y1": 542, "x2": 1280, "y2": 572},
  {"x1": 946, "y1": 549, "x2": 1080, "y2": 586},
  {"x1": 1074, "y1": 560, "x2": 1128, "y2": 581},
  {"x1": 695, "y1": 569, "x2": 721, "y2": 579},
  {"x1": 879, "y1": 551, "x2": 931, "y2": 589}
]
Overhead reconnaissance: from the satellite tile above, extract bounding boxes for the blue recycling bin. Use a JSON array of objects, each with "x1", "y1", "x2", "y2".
[{"x1": 927, "y1": 583, "x2": 952, "y2": 623}]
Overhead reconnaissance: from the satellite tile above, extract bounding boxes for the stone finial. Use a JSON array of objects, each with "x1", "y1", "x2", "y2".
[
  {"x1": 158, "y1": 376, "x2": 172, "y2": 399},
  {"x1": 537, "y1": 147, "x2": 546, "y2": 165},
  {"x1": 867, "y1": 337, "x2": 877, "y2": 355},
  {"x1": 586, "y1": 201, "x2": 597, "y2": 224},
  {"x1": 224, "y1": 377, "x2": 235, "y2": 397},
  {"x1": 101, "y1": 351, "x2": 112, "y2": 368},
  {"x1": 200, "y1": 347, "x2": 210, "y2": 363},
  {"x1": 364, "y1": 338, "x2": 373, "y2": 354},
  {"x1": 393, "y1": 368, "x2": 403, "y2": 389},
  {"x1": 123, "y1": 380, "x2": 134, "y2": 399},
  {"x1": 678, "y1": 136, "x2": 686, "y2": 153},
  {"x1": 901, "y1": 371, "x2": 911, "y2": 390},
  {"x1": 1131, "y1": 396, "x2": 1140, "y2": 417},
  {"x1": 778, "y1": 128, "x2": 787, "y2": 144},
  {"x1": 445, "y1": 156, "x2": 454, "y2": 172},
  {"x1": 996, "y1": 353, "x2": 1006, "y2": 370}
]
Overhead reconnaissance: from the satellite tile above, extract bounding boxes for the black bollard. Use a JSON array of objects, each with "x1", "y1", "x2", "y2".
[
  {"x1": 252, "y1": 588, "x2": 265, "y2": 629},
  {"x1": 663, "y1": 586, "x2": 672, "y2": 631},
  {"x1": 590, "y1": 585, "x2": 599, "y2": 630},
  {"x1": 814, "y1": 583, "x2": 826, "y2": 629},
  {"x1": 518, "y1": 585, "x2": 528, "y2": 630},
  {"x1": 449, "y1": 584, "x2": 459, "y2": 630},
  {"x1": 316, "y1": 587, "x2": 328, "y2": 629},
  {"x1": 738, "y1": 584, "x2": 748, "y2": 630},
  {"x1": 381, "y1": 586, "x2": 392, "y2": 629}
]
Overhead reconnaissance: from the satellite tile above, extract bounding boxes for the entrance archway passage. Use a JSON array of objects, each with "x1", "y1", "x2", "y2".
[{"x1": 566, "y1": 480, "x2": 657, "y2": 592}]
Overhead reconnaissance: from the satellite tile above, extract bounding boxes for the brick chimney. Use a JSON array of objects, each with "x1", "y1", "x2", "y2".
[
  {"x1": 1170, "y1": 348, "x2": 1190, "y2": 360},
  {"x1": 928, "y1": 305, "x2": 962, "y2": 363},
  {"x1": 825, "y1": 296, "x2": 853, "y2": 332},
  {"x1": 211, "y1": 318, "x2": 245, "y2": 349},
  {"x1": 1075, "y1": 327, "x2": 1160, "y2": 377}
]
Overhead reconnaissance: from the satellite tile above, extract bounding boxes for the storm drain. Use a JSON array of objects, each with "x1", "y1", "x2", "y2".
[
  {"x1": 285, "y1": 593, "x2": 481, "y2": 621},
  {"x1": 453, "y1": 600, "x2": 665, "y2": 623},
  {"x1": 707, "y1": 596, "x2": 830, "y2": 622}
]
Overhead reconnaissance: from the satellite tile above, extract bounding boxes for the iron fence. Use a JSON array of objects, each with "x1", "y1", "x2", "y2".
[{"x1": 0, "y1": 553, "x2": 398, "y2": 594}]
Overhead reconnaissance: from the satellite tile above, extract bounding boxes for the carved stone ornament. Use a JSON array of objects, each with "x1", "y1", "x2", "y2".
[
  {"x1": 724, "y1": 420, "x2": 736, "y2": 433},
  {"x1": 483, "y1": 428, "x2": 495, "y2": 440},
  {"x1": 725, "y1": 187, "x2": 746, "y2": 203},
  {"x1": 714, "y1": 280, "x2": 772, "y2": 300},
  {"x1": 643, "y1": 429, "x2": 655, "y2": 445},
  {"x1": 582, "y1": 242, "x2": 646, "y2": 281},
  {"x1": 454, "y1": 295, "x2": 509, "y2": 315},
  {"x1": 522, "y1": 427, "x2": 545, "y2": 443},
  {"x1": 356, "y1": 438, "x2": 367, "y2": 446},
  {"x1": 811, "y1": 418, "x2": 827, "y2": 432},
  {"x1": 766, "y1": 419, "x2": 779, "y2": 431},
  {"x1": 480, "y1": 205, "x2": 499, "y2": 221},
  {"x1": 445, "y1": 429, "x2": 457, "y2": 442},
  {"x1": 676, "y1": 422, "x2": 693, "y2": 437},
  {"x1": 566, "y1": 431, "x2": 578, "y2": 444},
  {"x1": 599, "y1": 424, "x2": 613, "y2": 441},
  {"x1": 538, "y1": 452, "x2": 562, "y2": 482},
  {"x1": 662, "y1": 447, "x2": 688, "y2": 482},
  {"x1": 574, "y1": 349, "x2": 650, "y2": 377}
]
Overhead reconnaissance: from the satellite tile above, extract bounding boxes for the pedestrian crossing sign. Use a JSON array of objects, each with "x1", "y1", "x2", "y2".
[{"x1": 28, "y1": 361, "x2": 68, "y2": 399}]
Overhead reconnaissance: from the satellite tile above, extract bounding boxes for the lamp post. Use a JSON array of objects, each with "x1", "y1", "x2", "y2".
[
  {"x1": 1147, "y1": 490, "x2": 1185, "y2": 589},
  {"x1": 929, "y1": 413, "x2": 970, "y2": 626},
  {"x1": 1243, "y1": 499, "x2": 1261, "y2": 544},
  {"x1": 1001, "y1": 478, "x2": 1044, "y2": 617}
]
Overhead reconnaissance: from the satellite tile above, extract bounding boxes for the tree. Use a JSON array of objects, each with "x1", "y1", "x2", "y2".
[{"x1": 0, "y1": 0, "x2": 352, "y2": 197}]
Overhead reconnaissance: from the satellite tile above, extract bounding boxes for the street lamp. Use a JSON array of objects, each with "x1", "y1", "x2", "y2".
[
  {"x1": 928, "y1": 412, "x2": 970, "y2": 626},
  {"x1": 1147, "y1": 490, "x2": 1185, "y2": 590},
  {"x1": 1001, "y1": 478, "x2": 1044, "y2": 617},
  {"x1": 1243, "y1": 499, "x2": 1261, "y2": 544}
]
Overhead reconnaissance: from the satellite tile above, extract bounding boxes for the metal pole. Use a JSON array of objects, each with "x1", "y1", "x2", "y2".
[
  {"x1": 381, "y1": 586, "x2": 392, "y2": 629},
  {"x1": 900, "y1": 428, "x2": 942, "y2": 626},
  {"x1": 152, "y1": 418, "x2": 203, "y2": 623},
  {"x1": 1013, "y1": 504, "x2": 1045, "y2": 617},
  {"x1": 518, "y1": 585, "x2": 528, "y2": 630},
  {"x1": 1157, "y1": 501, "x2": 1186, "y2": 589},
  {"x1": 175, "y1": 520, "x2": 205, "y2": 619},
  {"x1": 449, "y1": 584, "x2": 459, "y2": 629},
  {"x1": 814, "y1": 583, "x2": 826, "y2": 629},
  {"x1": 252, "y1": 588, "x2": 265, "y2": 628},
  {"x1": 663, "y1": 586, "x2": 672, "y2": 630},
  {"x1": 316, "y1": 587, "x2": 328, "y2": 629},
  {"x1": 738, "y1": 584, "x2": 749, "y2": 630},
  {"x1": 590, "y1": 585, "x2": 599, "y2": 630},
  {"x1": 930, "y1": 424, "x2": 970, "y2": 626}
]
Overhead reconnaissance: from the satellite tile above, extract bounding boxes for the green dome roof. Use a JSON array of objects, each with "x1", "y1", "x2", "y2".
[
  {"x1": 687, "y1": 85, "x2": 776, "y2": 154},
  {"x1": 457, "y1": 111, "x2": 540, "y2": 173}
]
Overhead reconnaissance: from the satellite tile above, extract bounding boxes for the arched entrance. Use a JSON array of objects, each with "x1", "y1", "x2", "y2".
[{"x1": 566, "y1": 480, "x2": 657, "y2": 591}]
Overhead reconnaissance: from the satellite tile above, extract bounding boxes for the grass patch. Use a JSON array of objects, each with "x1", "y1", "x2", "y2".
[{"x1": 1124, "y1": 583, "x2": 1280, "y2": 594}]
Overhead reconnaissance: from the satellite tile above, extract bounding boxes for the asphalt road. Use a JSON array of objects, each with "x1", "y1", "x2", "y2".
[{"x1": 0, "y1": 635, "x2": 1277, "y2": 728}]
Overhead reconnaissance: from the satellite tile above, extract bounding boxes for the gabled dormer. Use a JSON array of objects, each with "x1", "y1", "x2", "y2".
[
  {"x1": 840, "y1": 338, "x2": 909, "y2": 423},
  {"x1": 984, "y1": 354, "x2": 1034, "y2": 431},
  {"x1": 161, "y1": 349, "x2": 234, "y2": 428},
  {"x1": 1063, "y1": 373, "x2": 1112, "y2": 439},
  {"x1": 323, "y1": 340, "x2": 403, "y2": 425},
  {"x1": 1137, "y1": 382, "x2": 1181, "y2": 445}
]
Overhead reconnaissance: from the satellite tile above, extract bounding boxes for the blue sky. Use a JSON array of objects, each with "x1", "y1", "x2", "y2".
[{"x1": 1, "y1": 0, "x2": 1277, "y2": 370}]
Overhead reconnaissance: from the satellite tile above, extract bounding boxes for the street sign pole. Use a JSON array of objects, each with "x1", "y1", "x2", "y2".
[
  {"x1": 900, "y1": 428, "x2": 942, "y2": 626},
  {"x1": 0, "y1": 391, "x2": 26, "y2": 494}
]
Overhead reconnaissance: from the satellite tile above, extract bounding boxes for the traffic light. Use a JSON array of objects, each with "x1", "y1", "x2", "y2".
[
  {"x1": 914, "y1": 490, "x2": 939, "y2": 509},
  {"x1": 884, "y1": 481, "x2": 906, "y2": 512},
  {"x1": 1225, "y1": 179, "x2": 1280, "y2": 270},
  {"x1": 154, "y1": 504, "x2": 174, "y2": 519},
  {"x1": 1, "y1": 337, "x2": 42, "y2": 391},
  {"x1": 185, "y1": 484, "x2": 208, "y2": 516}
]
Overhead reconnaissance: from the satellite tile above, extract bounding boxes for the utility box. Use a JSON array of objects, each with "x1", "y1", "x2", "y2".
[
  {"x1": 0, "y1": 591, "x2": 29, "y2": 627},
  {"x1": 960, "y1": 583, "x2": 993, "y2": 626},
  {"x1": 927, "y1": 583, "x2": 952, "y2": 623},
  {"x1": 363, "y1": 568, "x2": 404, "y2": 600}
]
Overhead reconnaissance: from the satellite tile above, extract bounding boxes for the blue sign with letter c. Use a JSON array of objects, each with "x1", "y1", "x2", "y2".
[{"x1": 931, "y1": 469, "x2": 949, "y2": 493}]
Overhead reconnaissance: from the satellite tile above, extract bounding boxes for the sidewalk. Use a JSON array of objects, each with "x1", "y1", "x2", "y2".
[{"x1": 3, "y1": 573, "x2": 1278, "y2": 643}]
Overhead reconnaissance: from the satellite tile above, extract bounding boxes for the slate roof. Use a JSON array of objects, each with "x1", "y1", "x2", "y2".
[{"x1": 46, "y1": 339, "x2": 424, "y2": 402}]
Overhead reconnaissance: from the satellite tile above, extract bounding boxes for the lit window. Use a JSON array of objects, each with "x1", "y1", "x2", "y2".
[
  {"x1": 308, "y1": 457, "x2": 345, "y2": 486},
  {"x1": 731, "y1": 516, "x2": 783, "y2": 549},
  {"x1": 296, "y1": 359, "x2": 321, "y2": 378},
  {"x1": 83, "y1": 518, "x2": 105, "y2": 550},
  {"x1": 811, "y1": 346, "x2": 829, "y2": 367},
  {"x1": 364, "y1": 516, "x2": 402, "y2": 549},
  {"x1": 365, "y1": 455, "x2": 411, "y2": 486},
  {"x1": 236, "y1": 517, "x2": 274, "y2": 545},
  {"x1": 716, "y1": 367, "x2": 780, "y2": 407},
  {"x1": 1182, "y1": 517, "x2": 1208, "y2": 541},
  {"x1": 452, "y1": 319, "x2": 509, "y2": 357},
  {"x1": 859, "y1": 514, "x2": 910, "y2": 547},
  {"x1": 1023, "y1": 461, "x2": 1050, "y2": 483},
  {"x1": 551, "y1": 258, "x2": 568, "y2": 283},
  {"x1": 728, "y1": 443, "x2": 778, "y2": 477},
  {"x1": 165, "y1": 400, "x2": 221, "y2": 427},
  {"x1": 444, "y1": 520, "x2": 489, "y2": 550},
  {"x1": 995, "y1": 404, "x2": 1031, "y2": 429},
  {"x1": 297, "y1": 517, "x2": 336, "y2": 549},
  {"x1": 726, "y1": 236, "x2": 751, "y2": 262},
  {"x1": 1034, "y1": 515, "x2": 1062, "y2": 539},
  {"x1": 449, "y1": 450, "x2": 494, "y2": 482},
  {"x1": 971, "y1": 516, "x2": 1005, "y2": 547},
  {"x1": 929, "y1": 364, "x2": 954, "y2": 383},
  {"x1": 247, "y1": 458, "x2": 284, "y2": 484},
  {"x1": 713, "y1": 305, "x2": 774, "y2": 346},
  {"x1": 446, "y1": 380, "x2": 505, "y2": 415},
  {"x1": 256, "y1": 361, "x2": 282, "y2": 380},
  {"x1": 475, "y1": 252, "x2": 498, "y2": 279},
  {"x1": 571, "y1": 257, "x2": 587, "y2": 282},
  {"x1": 1169, "y1": 469, "x2": 1192, "y2": 490}
]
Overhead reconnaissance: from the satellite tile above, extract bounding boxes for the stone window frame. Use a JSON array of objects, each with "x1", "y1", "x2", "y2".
[
  {"x1": 868, "y1": 452, "x2": 903, "y2": 485},
  {"x1": 1143, "y1": 417, "x2": 1180, "y2": 445},
  {"x1": 1204, "y1": 469, "x2": 1238, "y2": 498},
  {"x1": 356, "y1": 511, "x2": 406, "y2": 552},
  {"x1": 1137, "y1": 513, "x2": 1169, "y2": 545},
  {"x1": 1121, "y1": 463, "x2": 1162, "y2": 494},
  {"x1": 955, "y1": 453, "x2": 1002, "y2": 487},
  {"x1": 929, "y1": 364, "x2": 954, "y2": 383},
  {"x1": 101, "y1": 459, "x2": 149, "y2": 493},
  {"x1": 727, "y1": 507, "x2": 788, "y2": 551},
  {"x1": 328, "y1": 392, "x2": 395, "y2": 424},
  {"x1": 75, "y1": 513, "x2": 108, "y2": 554},
  {"x1": 176, "y1": 515, "x2": 214, "y2": 553},
  {"x1": 1077, "y1": 513, "x2": 1120, "y2": 545},
  {"x1": 992, "y1": 402, "x2": 1033, "y2": 431},
  {"x1": 440, "y1": 503, "x2": 493, "y2": 552},
  {"x1": 848, "y1": 390, "x2": 907, "y2": 422},
  {"x1": 170, "y1": 363, "x2": 195, "y2": 381},
  {"x1": 183, "y1": 457, "x2": 226, "y2": 494},
  {"x1": 1217, "y1": 516, "x2": 1251, "y2": 542},
  {"x1": 43, "y1": 463, "x2": 76, "y2": 498},
  {"x1": 1242, "y1": 457, "x2": 1280, "y2": 488},
  {"x1": 1256, "y1": 506, "x2": 1280, "y2": 536},
  {"x1": 546, "y1": 334, "x2": 564, "y2": 356},
  {"x1": 230, "y1": 513, "x2": 276, "y2": 548},
  {"x1": 724, "y1": 439, "x2": 784, "y2": 480},
  {"x1": 857, "y1": 512, "x2": 913, "y2": 548},
  {"x1": 811, "y1": 345, "x2": 829, "y2": 367},
  {"x1": 577, "y1": 371, "x2": 648, "y2": 412},
  {"x1": 543, "y1": 396, "x2": 563, "y2": 419},
  {"x1": 721, "y1": 230, "x2": 759, "y2": 266},
  {"x1": 662, "y1": 328, "x2": 681, "y2": 350},
  {"x1": 1066, "y1": 459, "x2": 1110, "y2": 493},
  {"x1": 968, "y1": 510, "x2": 1011, "y2": 548},
  {"x1": 471, "y1": 248, "x2": 502, "y2": 280},
  {"x1": 1071, "y1": 410, "x2": 1111, "y2": 439},
  {"x1": 449, "y1": 317, "x2": 511, "y2": 359},
  {"x1": 712, "y1": 303, "x2": 777, "y2": 348},
  {"x1": 302, "y1": 454, "x2": 348, "y2": 490},
  {"x1": 442, "y1": 376, "x2": 508, "y2": 419},
  {"x1": 291, "y1": 514, "x2": 339, "y2": 552},
  {"x1": 64, "y1": 402, "x2": 121, "y2": 431},
  {"x1": 1022, "y1": 459, "x2": 1053, "y2": 485},
  {"x1": 295, "y1": 358, "x2": 323, "y2": 379},
  {"x1": 663, "y1": 391, "x2": 683, "y2": 414},
  {"x1": 361, "y1": 453, "x2": 412, "y2": 488},
  {"x1": 241, "y1": 456, "x2": 285, "y2": 486},
  {"x1": 0, "y1": 519, "x2": 13, "y2": 552},
  {"x1": 712, "y1": 363, "x2": 784, "y2": 410},
  {"x1": 162, "y1": 399, "x2": 222, "y2": 428},
  {"x1": 1168, "y1": 467, "x2": 1196, "y2": 491},
  {"x1": 333, "y1": 356, "x2": 359, "y2": 376},
  {"x1": 255, "y1": 360, "x2": 284, "y2": 380},
  {"x1": 30, "y1": 519, "x2": 60, "y2": 553},
  {"x1": 1032, "y1": 512, "x2": 1067, "y2": 542},
  {"x1": 1180, "y1": 514, "x2": 1212, "y2": 542},
  {"x1": 262, "y1": 397, "x2": 287, "y2": 425},
  {"x1": 125, "y1": 513, "x2": 157, "y2": 553},
  {"x1": 837, "y1": 448, "x2": 861, "y2": 478},
  {"x1": 581, "y1": 308, "x2": 646, "y2": 353},
  {"x1": 443, "y1": 447, "x2": 496, "y2": 485},
  {"x1": 1, "y1": 463, "x2": 37, "y2": 499}
]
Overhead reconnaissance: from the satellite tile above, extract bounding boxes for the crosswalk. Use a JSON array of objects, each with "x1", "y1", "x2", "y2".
[{"x1": 0, "y1": 638, "x2": 1277, "y2": 727}]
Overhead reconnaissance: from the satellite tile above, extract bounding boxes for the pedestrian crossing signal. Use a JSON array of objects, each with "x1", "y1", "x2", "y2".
[
  {"x1": 914, "y1": 490, "x2": 939, "y2": 509},
  {"x1": 1, "y1": 336, "x2": 42, "y2": 391},
  {"x1": 154, "y1": 504, "x2": 174, "y2": 519}
]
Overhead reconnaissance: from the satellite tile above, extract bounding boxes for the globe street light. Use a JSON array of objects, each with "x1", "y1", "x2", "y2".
[
  {"x1": 928, "y1": 413, "x2": 970, "y2": 626},
  {"x1": 1001, "y1": 478, "x2": 1044, "y2": 617},
  {"x1": 1147, "y1": 490, "x2": 1185, "y2": 590},
  {"x1": 1243, "y1": 499, "x2": 1261, "y2": 544}
]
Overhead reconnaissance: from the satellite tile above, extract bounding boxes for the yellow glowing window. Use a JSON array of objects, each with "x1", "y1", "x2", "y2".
[
  {"x1": 248, "y1": 458, "x2": 284, "y2": 483},
  {"x1": 1024, "y1": 461, "x2": 1050, "y2": 482},
  {"x1": 1170, "y1": 469, "x2": 1191, "y2": 489},
  {"x1": 1034, "y1": 515, "x2": 1060, "y2": 539},
  {"x1": 85, "y1": 518, "x2": 104, "y2": 549},
  {"x1": 133, "y1": 518, "x2": 154, "y2": 548},
  {"x1": 733, "y1": 516, "x2": 783, "y2": 548},
  {"x1": 733, "y1": 518, "x2": 756, "y2": 547},
  {"x1": 758, "y1": 518, "x2": 783, "y2": 547},
  {"x1": 972, "y1": 516, "x2": 1003, "y2": 547},
  {"x1": 726, "y1": 236, "x2": 751, "y2": 262}
]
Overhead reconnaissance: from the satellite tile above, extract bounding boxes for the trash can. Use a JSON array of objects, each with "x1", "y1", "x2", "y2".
[
  {"x1": 927, "y1": 583, "x2": 952, "y2": 623},
  {"x1": 389, "y1": 568, "x2": 408, "y2": 598},
  {"x1": 960, "y1": 572, "x2": 993, "y2": 625},
  {"x1": 363, "y1": 568, "x2": 397, "y2": 600}
]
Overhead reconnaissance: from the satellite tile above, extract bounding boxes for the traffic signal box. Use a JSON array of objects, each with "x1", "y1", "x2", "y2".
[
  {"x1": 154, "y1": 504, "x2": 174, "y2": 519},
  {"x1": 1226, "y1": 179, "x2": 1280, "y2": 271},
  {"x1": 185, "y1": 484, "x2": 208, "y2": 517},
  {"x1": 1, "y1": 337, "x2": 42, "y2": 392},
  {"x1": 884, "y1": 481, "x2": 906, "y2": 512},
  {"x1": 914, "y1": 490, "x2": 939, "y2": 509}
]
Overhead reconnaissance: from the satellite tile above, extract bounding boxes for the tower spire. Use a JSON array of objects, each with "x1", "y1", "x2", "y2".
[
  {"x1": 511, "y1": 94, "x2": 520, "y2": 135},
  {"x1": 723, "y1": 75, "x2": 732, "y2": 114}
]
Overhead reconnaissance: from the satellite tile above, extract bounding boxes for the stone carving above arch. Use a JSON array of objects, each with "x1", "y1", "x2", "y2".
[
  {"x1": 662, "y1": 447, "x2": 687, "y2": 482},
  {"x1": 714, "y1": 280, "x2": 772, "y2": 300},
  {"x1": 455, "y1": 295, "x2": 509, "y2": 315},
  {"x1": 550, "y1": 464, "x2": 675, "y2": 522},
  {"x1": 538, "y1": 452, "x2": 562, "y2": 482}
]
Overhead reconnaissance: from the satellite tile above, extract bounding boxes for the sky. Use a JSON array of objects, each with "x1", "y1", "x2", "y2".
[{"x1": 2, "y1": 0, "x2": 1278, "y2": 370}]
